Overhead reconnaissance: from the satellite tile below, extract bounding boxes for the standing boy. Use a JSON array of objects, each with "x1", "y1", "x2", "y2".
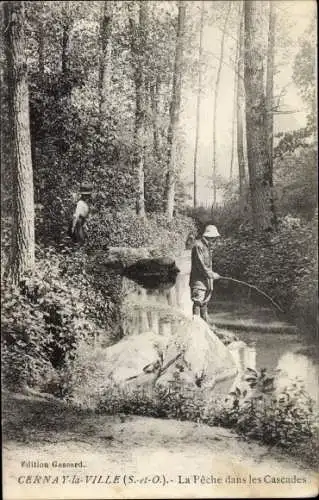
[{"x1": 189, "y1": 224, "x2": 221, "y2": 321}]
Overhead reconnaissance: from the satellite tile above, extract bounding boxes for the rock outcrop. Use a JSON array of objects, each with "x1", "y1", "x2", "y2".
[
  {"x1": 101, "y1": 316, "x2": 238, "y2": 393},
  {"x1": 123, "y1": 258, "x2": 180, "y2": 290},
  {"x1": 83, "y1": 250, "x2": 242, "y2": 401}
]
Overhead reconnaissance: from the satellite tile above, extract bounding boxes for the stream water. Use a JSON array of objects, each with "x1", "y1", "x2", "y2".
[
  {"x1": 121, "y1": 252, "x2": 318, "y2": 402},
  {"x1": 238, "y1": 331, "x2": 318, "y2": 402}
]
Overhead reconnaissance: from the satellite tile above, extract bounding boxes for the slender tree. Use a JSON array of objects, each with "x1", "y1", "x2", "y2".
[
  {"x1": 230, "y1": 41, "x2": 238, "y2": 180},
  {"x1": 244, "y1": 0, "x2": 276, "y2": 232},
  {"x1": 193, "y1": 1, "x2": 205, "y2": 208},
  {"x1": 98, "y1": 0, "x2": 114, "y2": 120},
  {"x1": 265, "y1": 0, "x2": 277, "y2": 224},
  {"x1": 61, "y1": 2, "x2": 71, "y2": 75},
  {"x1": 36, "y1": 22, "x2": 45, "y2": 75},
  {"x1": 165, "y1": 0, "x2": 186, "y2": 221},
  {"x1": 4, "y1": 1, "x2": 35, "y2": 283},
  {"x1": 129, "y1": 1, "x2": 147, "y2": 218},
  {"x1": 212, "y1": 2, "x2": 231, "y2": 206},
  {"x1": 237, "y1": 1, "x2": 247, "y2": 213},
  {"x1": 150, "y1": 75, "x2": 161, "y2": 161}
]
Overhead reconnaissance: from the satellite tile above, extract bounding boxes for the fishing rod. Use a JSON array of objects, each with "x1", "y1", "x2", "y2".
[
  {"x1": 219, "y1": 276, "x2": 284, "y2": 313},
  {"x1": 200, "y1": 276, "x2": 284, "y2": 313}
]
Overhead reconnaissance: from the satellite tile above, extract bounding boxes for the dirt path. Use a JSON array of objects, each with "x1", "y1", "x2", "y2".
[{"x1": 3, "y1": 393, "x2": 317, "y2": 499}]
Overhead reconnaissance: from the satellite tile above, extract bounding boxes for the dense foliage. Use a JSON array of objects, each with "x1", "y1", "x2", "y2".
[
  {"x1": 68, "y1": 363, "x2": 318, "y2": 467},
  {"x1": 1, "y1": 246, "x2": 112, "y2": 393},
  {"x1": 1, "y1": 212, "x2": 195, "y2": 392}
]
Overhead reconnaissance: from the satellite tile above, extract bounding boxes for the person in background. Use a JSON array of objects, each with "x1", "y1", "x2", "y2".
[
  {"x1": 69, "y1": 183, "x2": 92, "y2": 244},
  {"x1": 185, "y1": 232, "x2": 195, "y2": 250},
  {"x1": 189, "y1": 224, "x2": 221, "y2": 322}
]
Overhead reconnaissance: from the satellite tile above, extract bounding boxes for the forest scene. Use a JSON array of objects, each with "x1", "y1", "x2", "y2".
[{"x1": 1, "y1": 1, "x2": 318, "y2": 498}]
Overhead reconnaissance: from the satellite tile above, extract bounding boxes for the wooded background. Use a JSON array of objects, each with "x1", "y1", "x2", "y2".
[{"x1": 1, "y1": 1, "x2": 317, "y2": 392}]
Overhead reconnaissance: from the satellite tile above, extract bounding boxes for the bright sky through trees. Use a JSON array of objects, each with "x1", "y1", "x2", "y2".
[{"x1": 180, "y1": 0, "x2": 316, "y2": 206}]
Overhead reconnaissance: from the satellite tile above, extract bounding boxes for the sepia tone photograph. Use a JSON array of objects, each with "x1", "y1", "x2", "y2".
[{"x1": 1, "y1": 0, "x2": 318, "y2": 498}]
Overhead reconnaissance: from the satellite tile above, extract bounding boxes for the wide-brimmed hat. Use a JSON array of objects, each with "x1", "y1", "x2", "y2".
[
  {"x1": 80, "y1": 183, "x2": 93, "y2": 195},
  {"x1": 203, "y1": 225, "x2": 220, "y2": 238}
]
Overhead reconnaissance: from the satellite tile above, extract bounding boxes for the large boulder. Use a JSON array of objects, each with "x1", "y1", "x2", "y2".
[
  {"x1": 101, "y1": 316, "x2": 237, "y2": 393},
  {"x1": 156, "y1": 316, "x2": 238, "y2": 391},
  {"x1": 99, "y1": 331, "x2": 166, "y2": 385}
]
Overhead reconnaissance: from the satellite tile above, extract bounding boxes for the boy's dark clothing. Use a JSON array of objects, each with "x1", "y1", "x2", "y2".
[
  {"x1": 189, "y1": 237, "x2": 218, "y2": 321},
  {"x1": 189, "y1": 237, "x2": 215, "y2": 290}
]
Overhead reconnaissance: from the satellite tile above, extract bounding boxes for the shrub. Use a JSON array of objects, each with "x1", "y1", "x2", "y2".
[
  {"x1": 209, "y1": 216, "x2": 318, "y2": 334},
  {"x1": 87, "y1": 368, "x2": 318, "y2": 467},
  {"x1": 64, "y1": 341, "x2": 119, "y2": 410},
  {"x1": 212, "y1": 370, "x2": 319, "y2": 467},
  {"x1": 1, "y1": 246, "x2": 111, "y2": 394},
  {"x1": 1, "y1": 280, "x2": 55, "y2": 389},
  {"x1": 87, "y1": 209, "x2": 196, "y2": 256}
]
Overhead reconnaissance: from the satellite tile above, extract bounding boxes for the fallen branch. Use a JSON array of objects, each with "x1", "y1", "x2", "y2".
[
  {"x1": 159, "y1": 352, "x2": 183, "y2": 376},
  {"x1": 125, "y1": 352, "x2": 183, "y2": 383}
]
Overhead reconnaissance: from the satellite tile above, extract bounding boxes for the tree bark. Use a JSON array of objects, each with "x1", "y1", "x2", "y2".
[
  {"x1": 265, "y1": 0, "x2": 277, "y2": 224},
  {"x1": 98, "y1": 0, "x2": 113, "y2": 120},
  {"x1": 129, "y1": 1, "x2": 147, "y2": 218},
  {"x1": 150, "y1": 76, "x2": 161, "y2": 161},
  {"x1": 212, "y1": 2, "x2": 231, "y2": 206},
  {"x1": 230, "y1": 48, "x2": 238, "y2": 180},
  {"x1": 237, "y1": 1, "x2": 247, "y2": 213},
  {"x1": 61, "y1": 3, "x2": 71, "y2": 75},
  {"x1": 37, "y1": 24, "x2": 45, "y2": 75},
  {"x1": 4, "y1": 1, "x2": 35, "y2": 283},
  {"x1": 244, "y1": 0, "x2": 276, "y2": 233},
  {"x1": 165, "y1": 1, "x2": 186, "y2": 221},
  {"x1": 193, "y1": 1, "x2": 204, "y2": 208}
]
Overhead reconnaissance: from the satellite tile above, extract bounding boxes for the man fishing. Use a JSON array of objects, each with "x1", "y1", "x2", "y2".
[
  {"x1": 189, "y1": 224, "x2": 221, "y2": 322},
  {"x1": 69, "y1": 183, "x2": 92, "y2": 244}
]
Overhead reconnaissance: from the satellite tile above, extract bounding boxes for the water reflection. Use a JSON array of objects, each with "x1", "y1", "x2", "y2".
[
  {"x1": 276, "y1": 351, "x2": 318, "y2": 402},
  {"x1": 228, "y1": 341, "x2": 257, "y2": 372},
  {"x1": 235, "y1": 332, "x2": 318, "y2": 402}
]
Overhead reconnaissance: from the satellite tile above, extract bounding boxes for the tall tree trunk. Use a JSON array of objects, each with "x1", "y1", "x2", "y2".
[
  {"x1": 230, "y1": 50, "x2": 238, "y2": 180},
  {"x1": 129, "y1": 1, "x2": 147, "y2": 218},
  {"x1": 37, "y1": 24, "x2": 45, "y2": 75},
  {"x1": 150, "y1": 76, "x2": 161, "y2": 161},
  {"x1": 33, "y1": 15, "x2": 45, "y2": 185},
  {"x1": 212, "y1": 2, "x2": 231, "y2": 206},
  {"x1": 193, "y1": 1, "x2": 204, "y2": 208},
  {"x1": 165, "y1": 1, "x2": 186, "y2": 221},
  {"x1": 244, "y1": 0, "x2": 276, "y2": 233},
  {"x1": 265, "y1": 0, "x2": 277, "y2": 224},
  {"x1": 0, "y1": 61, "x2": 11, "y2": 217},
  {"x1": 98, "y1": 0, "x2": 113, "y2": 120},
  {"x1": 4, "y1": 1, "x2": 35, "y2": 283},
  {"x1": 237, "y1": 1, "x2": 247, "y2": 213},
  {"x1": 61, "y1": 3, "x2": 71, "y2": 75}
]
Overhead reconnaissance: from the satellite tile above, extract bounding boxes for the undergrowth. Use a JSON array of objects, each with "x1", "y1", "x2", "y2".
[{"x1": 87, "y1": 368, "x2": 319, "y2": 468}]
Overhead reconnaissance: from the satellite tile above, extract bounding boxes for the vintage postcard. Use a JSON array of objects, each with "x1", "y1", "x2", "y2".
[{"x1": 1, "y1": 0, "x2": 318, "y2": 498}]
